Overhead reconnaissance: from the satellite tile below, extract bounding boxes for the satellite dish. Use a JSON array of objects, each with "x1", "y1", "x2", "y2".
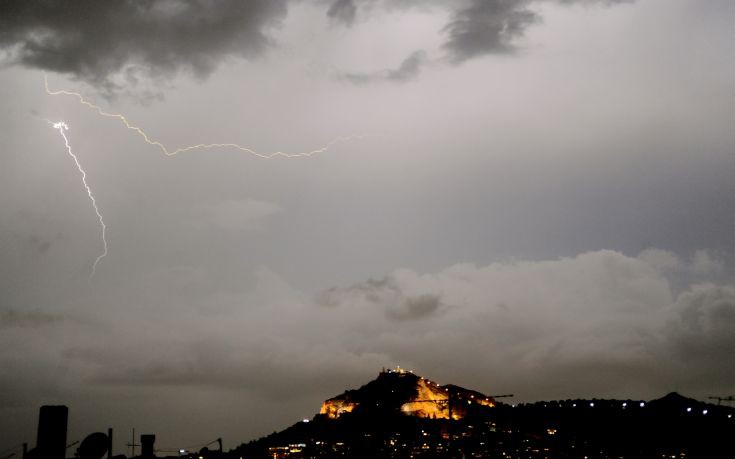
[{"x1": 78, "y1": 432, "x2": 109, "y2": 459}]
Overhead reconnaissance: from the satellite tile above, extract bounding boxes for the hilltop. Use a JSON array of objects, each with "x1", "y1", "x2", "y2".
[{"x1": 319, "y1": 367, "x2": 496, "y2": 420}]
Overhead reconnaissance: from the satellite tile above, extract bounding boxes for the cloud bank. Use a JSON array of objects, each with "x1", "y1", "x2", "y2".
[{"x1": 3, "y1": 249, "x2": 732, "y2": 407}]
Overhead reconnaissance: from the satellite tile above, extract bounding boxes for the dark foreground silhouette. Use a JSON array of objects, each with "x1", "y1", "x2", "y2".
[
  {"x1": 12, "y1": 370, "x2": 735, "y2": 459},
  {"x1": 235, "y1": 370, "x2": 734, "y2": 459}
]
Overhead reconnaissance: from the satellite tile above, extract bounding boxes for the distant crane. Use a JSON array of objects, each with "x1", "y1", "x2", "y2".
[{"x1": 708, "y1": 396, "x2": 735, "y2": 405}]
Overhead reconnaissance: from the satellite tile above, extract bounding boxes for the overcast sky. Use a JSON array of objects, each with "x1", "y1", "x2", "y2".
[{"x1": 1, "y1": 0, "x2": 735, "y2": 454}]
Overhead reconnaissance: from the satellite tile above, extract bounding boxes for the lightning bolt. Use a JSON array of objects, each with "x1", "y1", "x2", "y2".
[
  {"x1": 50, "y1": 121, "x2": 108, "y2": 279},
  {"x1": 41, "y1": 75, "x2": 376, "y2": 277},
  {"x1": 43, "y1": 74, "x2": 369, "y2": 158}
]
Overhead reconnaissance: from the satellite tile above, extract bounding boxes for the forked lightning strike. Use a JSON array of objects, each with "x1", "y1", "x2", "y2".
[
  {"x1": 42, "y1": 75, "x2": 374, "y2": 278},
  {"x1": 44, "y1": 74, "x2": 368, "y2": 158},
  {"x1": 50, "y1": 121, "x2": 108, "y2": 279}
]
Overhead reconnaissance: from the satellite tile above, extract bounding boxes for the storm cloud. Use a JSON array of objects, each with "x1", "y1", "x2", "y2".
[
  {"x1": 442, "y1": 0, "x2": 539, "y2": 61},
  {"x1": 0, "y1": 0, "x2": 636, "y2": 90},
  {"x1": 0, "y1": 0, "x2": 287, "y2": 90}
]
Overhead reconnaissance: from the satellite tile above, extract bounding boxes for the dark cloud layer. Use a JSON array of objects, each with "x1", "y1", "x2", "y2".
[
  {"x1": 0, "y1": 0, "x2": 287, "y2": 89},
  {"x1": 0, "y1": 0, "x2": 635, "y2": 90}
]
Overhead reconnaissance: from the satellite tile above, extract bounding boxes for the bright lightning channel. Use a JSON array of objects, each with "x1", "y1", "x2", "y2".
[
  {"x1": 44, "y1": 74, "x2": 368, "y2": 158},
  {"x1": 50, "y1": 121, "x2": 108, "y2": 279}
]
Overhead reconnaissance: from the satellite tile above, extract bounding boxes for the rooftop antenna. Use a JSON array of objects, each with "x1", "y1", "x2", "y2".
[{"x1": 127, "y1": 428, "x2": 139, "y2": 457}]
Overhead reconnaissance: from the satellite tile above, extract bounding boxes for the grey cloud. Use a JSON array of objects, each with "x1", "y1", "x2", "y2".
[
  {"x1": 342, "y1": 50, "x2": 428, "y2": 84},
  {"x1": 319, "y1": 274, "x2": 445, "y2": 321},
  {"x1": 555, "y1": 0, "x2": 634, "y2": 5},
  {"x1": 662, "y1": 284, "x2": 735, "y2": 392},
  {"x1": 327, "y1": 0, "x2": 358, "y2": 26},
  {"x1": 0, "y1": 0, "x2": 287, "y2": 90},
  {"x1": 337, "y1": 0, "x2": 633, "y2": 83},
  {"x1": 442, "y1": 0, "x2": 539, "y2": 62},
  {"x1": 386, "y1": 294, "x2": 443, "y2": 321},
  {"x1": 670, "y1": 284, "x2": 735, "y2": 347},
  {"x1": 64, "y1": 339, "x2": 387, "y2": 401},
  {"x1": 0, "y1": 309, "x2": 63, "y2": 329},
  {"x1": 319, "y1": 249, "x2": 735, "y2": 398}
]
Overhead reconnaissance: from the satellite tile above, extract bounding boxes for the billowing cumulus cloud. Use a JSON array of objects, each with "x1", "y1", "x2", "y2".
[
  {"x1": 0, "y1": 0, "x2": 287, "y2": 90},
  {"x1": 4, "y1": 250, "x2": 732, "y2": 407},
  {"x1": 317, "y1": 250, "x2": 735, "y2": 396}
]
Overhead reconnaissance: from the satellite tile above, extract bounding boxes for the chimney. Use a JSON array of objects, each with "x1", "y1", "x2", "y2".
[
  {"x1": 36, "y1": 405, "x2": 68, "y2": 459},
  {"x1": 140, "y1": 434, "x2": 155, "y2": 458}
]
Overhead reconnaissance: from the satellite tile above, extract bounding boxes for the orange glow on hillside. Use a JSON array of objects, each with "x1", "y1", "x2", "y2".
[
  {"x1": 320, "y1": 399, "x2": 357, "y2": 418},
  {"x1": 401, "y1": 378, "x2": 451, "y2": 419}
]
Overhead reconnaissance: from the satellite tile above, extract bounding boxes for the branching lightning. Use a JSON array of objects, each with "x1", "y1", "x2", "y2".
[
  {"x1": 50, "y1": 121, "x2": 108, "y2": 279},
  {"x1": 43, "y1": 74, "x2": 368, "y2": 158},
  {"x1": 42, "y1": 74, "x2": 375, "y2": 278}
]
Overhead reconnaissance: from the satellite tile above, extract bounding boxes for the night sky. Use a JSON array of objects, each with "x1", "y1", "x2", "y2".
[{"x1": 1, "y1": 0, "x2": 734, "y2": 454}]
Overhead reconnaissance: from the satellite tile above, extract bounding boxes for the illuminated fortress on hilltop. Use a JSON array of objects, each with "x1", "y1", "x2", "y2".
[{"x1": 320, "y1": 367, "x2": 495, "y2": 420}]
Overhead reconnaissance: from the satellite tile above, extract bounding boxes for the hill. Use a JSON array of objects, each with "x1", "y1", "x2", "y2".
[{"x1": 233, "y1": 369, "x2": 735, "y2": 458}]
